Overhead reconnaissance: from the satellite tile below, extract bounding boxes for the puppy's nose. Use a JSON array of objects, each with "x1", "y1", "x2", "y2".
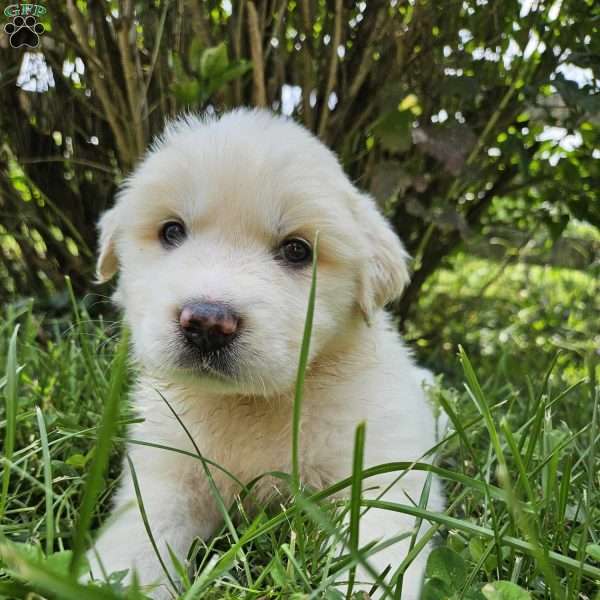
[{"x1": 179, "y1": 301, "x2": 239, "y2": 353}]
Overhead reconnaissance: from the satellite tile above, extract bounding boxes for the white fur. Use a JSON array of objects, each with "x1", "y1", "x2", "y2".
[{"x1": 89, "y1": 109, "x2": 443, "y2": 599}]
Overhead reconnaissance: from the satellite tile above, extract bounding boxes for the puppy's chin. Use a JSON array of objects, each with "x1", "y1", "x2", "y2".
[
  {"x1": 149, "y1": 357, "x2": 294, "y2": 398},
  {"x1": 139, "y1": 337, "x2": 298, "y2": 397},
  {"x1": 168, "y1": 367, "x2": 242, "y2": 394},
  {"x1": 176, "y1": 347, "x2": 236, "y2": 375},
  {"x1": 168, "y1": 345, "x2": 240, "y2": 389}
]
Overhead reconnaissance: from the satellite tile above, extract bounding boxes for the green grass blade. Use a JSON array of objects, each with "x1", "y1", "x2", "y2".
[
  {"x1": 65, "y1": 275, "x2": 105, "y2": 388},
  {"x1": 434, "y1": 385, "x2": 482, "y2": 471},
  {"x1": 393, "y1": 470, "x2": 432, "y2": 598},
  {"x1": 459, "y1": 523, "x2": 510, "y2": 598},
  {"x1": 226, "y1": 460, "x2": 516, "y2": 550},
  {"x1": 296, "y1": 493, "x2": 395, "y2": 598},
  {"x1": 458, "y1": 345, "x2": 508, "y2": 568},
  {"x1": 459, "y1": 345, "x2": 507, "y2": 473},
  {"x1": 35, "y1": 406, "x2": 55, "y2": 555},
  {"x1": 0, "y1": 457, "x2": 59, "y2": 496},
  {"x1": 0, "y1": 365, "x2": 24, "y2": 393},
  {"x1": 362, "y1": 499, "x2": 600, "y2": 580},
  {"x1": 281, "y1": 542, "x2": 312, "y2": 591},
  {"x1": 493, "y1": 418, "x2": 563, "y2": 595},
  {"x1": 520, "y1": 354, "x2": 560, "y2": 468},
  {"x1": 393, "y1": 488, "x2": 469, "y2": 595},
  {"x1": 500, "y1": 417, "x2": 535, "y2": 504},
  {"x1": 291, "y1": 232, "x2": 319, "y2": 495},
  {"x1": 69, "y1": 328, "x2": 129, "y2": 575},
  {"x1": 126, "y1": 454, "x2": 178, "y2": 594},
  {"x1": 181, "y1": 519, "x2": 263, "y2": 598},
  {"x1": 347, "y1": 421, "x2": 366, "y2": 599},
  {"x1": 573, "y1": 370, "x2": 598, "y2": 594},
  {"x1": 0, "y1": 324, "x2": 19, "y2": 521}
]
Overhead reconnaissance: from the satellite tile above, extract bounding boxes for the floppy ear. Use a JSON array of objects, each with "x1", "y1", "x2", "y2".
[
  {"x1": 352, "y1": 192, "x2": 410, "y2": 323},
  {"x1": 96, "y1": 206, "x2": 120, "y2": 283}
]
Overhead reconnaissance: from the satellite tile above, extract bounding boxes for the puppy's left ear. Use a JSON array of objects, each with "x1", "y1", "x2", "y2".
[
  {"x1": 96, "y1": 206, "x2": 120, "y2": 283},
  {"x1": 351, "y1": 192, "x2": 410, "y2": 323}
]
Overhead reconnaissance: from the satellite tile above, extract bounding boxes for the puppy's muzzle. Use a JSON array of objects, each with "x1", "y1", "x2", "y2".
[{"x1": 179, "y1": 301, "x2": 239, "y2": 353}]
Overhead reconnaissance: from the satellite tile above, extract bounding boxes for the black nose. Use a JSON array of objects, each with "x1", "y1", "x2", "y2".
[{"x1": 179, "y1": 301, "x2": 240, "y2": 353}]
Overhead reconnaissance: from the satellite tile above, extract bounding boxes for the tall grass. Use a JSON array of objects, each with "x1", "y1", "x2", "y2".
[{"x1": 0, "y1": 275, "x2": 599, "y2": 598}]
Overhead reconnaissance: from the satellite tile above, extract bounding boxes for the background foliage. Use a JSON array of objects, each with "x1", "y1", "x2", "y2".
[{"x1": 0, "y1": 0, "x2": 598, "y2": 321}]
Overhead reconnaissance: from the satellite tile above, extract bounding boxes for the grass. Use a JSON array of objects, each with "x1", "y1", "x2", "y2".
[{"x1": 0, "y1": 253, "x2": 599, "y2": 599}]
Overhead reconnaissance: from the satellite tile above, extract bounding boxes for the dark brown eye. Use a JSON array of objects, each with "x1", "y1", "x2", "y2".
[
  {"x1": 280, "y1": 238, "x2": 312, "y2": 265},
  {"x1": 160, "y1": 221, "x2": 186, "y2": 248}
]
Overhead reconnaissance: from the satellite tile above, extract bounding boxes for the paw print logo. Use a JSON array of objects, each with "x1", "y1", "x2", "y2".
[{"x1": 4, "y1": 15, "x2": 45, "y2": 48}]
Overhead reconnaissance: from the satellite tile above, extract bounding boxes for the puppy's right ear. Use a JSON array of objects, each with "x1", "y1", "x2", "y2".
[
  {"x1": 351, "y1": 191, "x2": 411, "y2": 324},
  {"x1": 96, "y1": 206, "x2": 120, "y2": 283}
]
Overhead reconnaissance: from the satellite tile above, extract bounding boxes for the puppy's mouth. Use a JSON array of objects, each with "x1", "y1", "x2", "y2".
[{"x1": 174, "y1": 336, "x2": 238, "y2": 380}]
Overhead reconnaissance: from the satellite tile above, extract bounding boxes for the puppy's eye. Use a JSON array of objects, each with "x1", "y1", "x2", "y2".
[
  {"x1": 160, "y1": 221, "x2": 186, "y2": 248},
  {"x1": 279, "y1": 238, "x2": 312, "y2": 265}
]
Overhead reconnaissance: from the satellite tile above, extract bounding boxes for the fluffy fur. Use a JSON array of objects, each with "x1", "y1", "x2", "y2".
[{"x1": 89, "y1": 109, "x2": 443, "y2": 599}]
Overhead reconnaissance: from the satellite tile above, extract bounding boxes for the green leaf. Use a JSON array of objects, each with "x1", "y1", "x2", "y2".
[
  {"x1": 45, "y1": 550, "x2": 78, "y2": 578},
  {"x1": 467, "y1": 537, "x2": 490, "y2": 574},
  {"x1": 373, "y1": 109, "x2": 413, "y2": 152},
  {"x1": 172, "y1": 78, "x2": 201, "y2": 105},
  {"x1": 65, "y1": 453, "x2": 88, "y2": 469},
  {"x1": 422, "y1": 577, "x2": 455, "y2": 600},
  {"x1": 209, "y1": 60, "x2": 252, "y2": 88},
  {"x1": 269, "y1": 554, "x2": 287, "y2": 587},
  {"x1": 468, "y1": 536, "x2": 484, "y2": 562},
  {"x1": 0, "y1": 540, "x2": 120, "y2": 600},
  {"x1": 585, "y1": 543, "x2": 600, "y2": 562},
  {"x1": 425, "y1": 547, "x2": 467, "y2": 589},
  {"x1": 1, "y1": 325, "x2": 19, "y2": 519},
  {"x1": 481, "y1": 581, "x2": 531, "y2": 600},
  {"x1": 202, "y1": 60, "x2": 253, "y2": 100},
  {"x1": 167, "y1": 542, "x2": 191, "y2": 590},
  {"x1": 35, "y1": 407, "x2": 55, "y2": 555},
  {"x1": 200, "y1": 42, "x2": 229, "y2": 79},
  {"x1": 0, "y1": 541, "x2": 42, "y2": 568}
]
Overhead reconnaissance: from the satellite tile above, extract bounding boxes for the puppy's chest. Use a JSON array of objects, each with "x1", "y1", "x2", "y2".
[
  {"x1": 196, "y1": 401, "x2": 291, "y2": 466},
  {"x1": 165, "y1": 398, "x2": 346, "y2": 488}
]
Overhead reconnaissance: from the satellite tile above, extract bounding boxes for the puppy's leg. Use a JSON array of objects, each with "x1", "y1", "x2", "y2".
[{"x1": 87, "y1": 447, "x2": 216, "y2": 599}]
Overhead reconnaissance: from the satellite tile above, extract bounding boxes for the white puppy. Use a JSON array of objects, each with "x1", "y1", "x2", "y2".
[{"x1": 90, "y1": 109, "x2": 442, "y2": 599}]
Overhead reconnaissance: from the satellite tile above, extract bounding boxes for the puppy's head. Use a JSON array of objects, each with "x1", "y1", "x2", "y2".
[{"x1": 97, "y1": 110, "x2": 409, "y2": 395}]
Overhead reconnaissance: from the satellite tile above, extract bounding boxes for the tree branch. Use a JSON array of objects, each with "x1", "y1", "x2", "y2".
[
  {"x1": 247, "y1": 1, "x2": 267, "y2": 107},
  {"x1": 65, "y1": 0, "x2": 134, "y2": 168},
  {"x1": 317, "y1": 0, "x2": 343, "y2": 139},
  {"x1": 116, "y1": 10, "x2": 145, "y2": 157}
]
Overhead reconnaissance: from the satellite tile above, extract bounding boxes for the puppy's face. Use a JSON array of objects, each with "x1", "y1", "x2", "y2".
[{"x1": 97, "y1": 111, "x2": 409, "y2": 396}]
